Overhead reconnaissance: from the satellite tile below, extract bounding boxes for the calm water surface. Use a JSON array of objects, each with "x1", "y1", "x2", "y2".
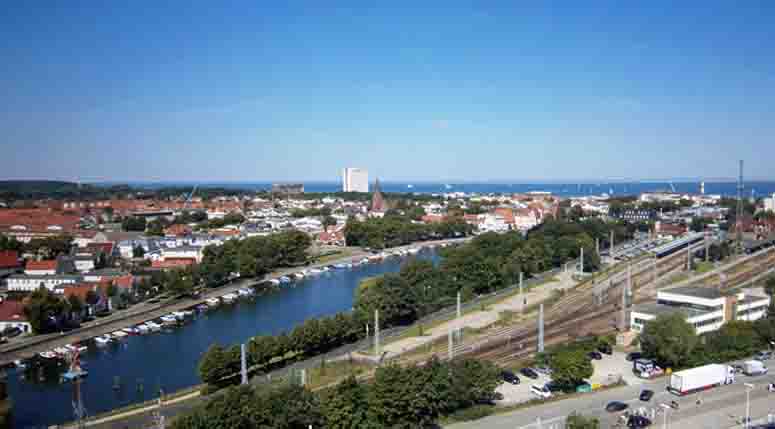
[{"x1": 8, "y1": 249, "x2": 439, "y2": 428}]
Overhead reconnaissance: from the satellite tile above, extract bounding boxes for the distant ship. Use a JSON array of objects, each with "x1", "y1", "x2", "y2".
[
  {"x1": 407, "y1": 184, "x2": 414, "y2": 189},
  {"x1": 444, "y1": 184, "x2": 453, "y2": 189}
]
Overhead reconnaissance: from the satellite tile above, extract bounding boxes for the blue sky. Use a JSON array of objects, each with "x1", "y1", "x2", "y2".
[{"x1": 1, "y1": 1, "x2": 774, "y2": 183}]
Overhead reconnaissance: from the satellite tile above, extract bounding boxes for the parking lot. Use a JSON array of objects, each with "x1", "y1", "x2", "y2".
[{"x1": 495, "y1": 350, "x2": 642, "y2": 405}]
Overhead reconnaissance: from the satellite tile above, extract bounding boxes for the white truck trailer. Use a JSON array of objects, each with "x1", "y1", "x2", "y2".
[{"x1": 668, "y1": 364, "x2": 735, "y2": 395}]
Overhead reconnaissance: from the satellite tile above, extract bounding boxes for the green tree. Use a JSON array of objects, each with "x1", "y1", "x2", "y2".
[
  {"x1": 764, "y1": 275, "x2": 775, "y2": 299},
  {"x1": 640, "y1": 313, "x2": 699, "y2": 369},
  {"x1": 67, "y1": 294, "x2": 84, "y2": 319},
  {"x1": 322, "y1": 215, "x2": 337, "y2": 228},
  {"x1": 122, "y1": 216, "x2": 146, "y2": 232},
  {"x1": 549, "y1": 350, "x2": 594, "y2": 390},
  {"x1": 324, "y1": 375, "x2": 372, "y2": 429},
  {"x1": 0, "y1": 235, "x2": 23, "y2": 252},
  {"x1": 23, "y1": 286, "x2": 68, "y2": 334},
  {"x1": 566, "y1": 412, "x2": 600, "y2": 429},
  {"x1": 198, "y1": 344, "x2": 232, "y2": 386},
  {"x1": 132, "y1": 245, "x2": 145, "y2": 258}
]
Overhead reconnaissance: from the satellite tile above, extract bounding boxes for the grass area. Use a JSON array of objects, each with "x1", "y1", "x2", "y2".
[
  {"x1": 312, "y1": 248, "x2": 354, "y2": 265},
  {"x1": 693, "y1": 261, "x2": 714, "y2": 274},
  {"x1": 306, "y1": 358, "x2": 373, "y2": 389}
]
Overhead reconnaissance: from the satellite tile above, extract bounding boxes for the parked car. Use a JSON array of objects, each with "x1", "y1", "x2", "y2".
[
  {"x1": 598, "y1": 343, "x2": 613, "y2": 355},
  {"x1": 639, "y1": 389, "x2": 654, "y2": 401},
  {"x1": 530, "y1": 384, "x2": 552, "y2": 399},
  {"x1": 588, "y1": 351, "x2": 603, "y2": 360},
  {"x1": 501, "y1": 370, "x2": 520, "y2": 385},
  {"x1": 520, "y1": 367, "x2": 539, "y2": 379},
  {"x1": 754, "y1": 351, "x2": 773, "y2": 361},
  {"x1": 605, "y1": 401, "x2": 629, "y2": 412},
  {"x1": 535, "y1": 366, "x2": 553, "y2": 376},
  {"x1": 626, "y1": 352, "x2": 642, "y2": 361},
  {"x1": 627, "y1": 415, "x2": 652, "y2": 428}
]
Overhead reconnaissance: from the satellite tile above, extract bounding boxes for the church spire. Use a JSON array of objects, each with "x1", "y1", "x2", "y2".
[{"x1": 371, "y1": 178, "x2": 385, "y2": 212}]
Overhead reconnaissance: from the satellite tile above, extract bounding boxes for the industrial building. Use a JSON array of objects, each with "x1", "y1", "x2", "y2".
[{"x1": 630, "y1": 286, "x2": 770, "y2": 335}]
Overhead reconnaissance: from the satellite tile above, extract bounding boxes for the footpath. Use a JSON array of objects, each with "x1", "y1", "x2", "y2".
[{"x1": 366, "y1": 270, "x2": 579, "y2": 360}]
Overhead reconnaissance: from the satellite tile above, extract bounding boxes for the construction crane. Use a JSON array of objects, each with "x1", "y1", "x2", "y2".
[{"x1": 184, "y1": 185, "x2": 198, "y2": 210}]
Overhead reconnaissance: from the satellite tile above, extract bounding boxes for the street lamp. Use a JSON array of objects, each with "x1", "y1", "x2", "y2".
[
  {"x1": 660, "y1": 403, "x2": 671, "y2": 429},
  {"x1": 744, "y1": 383, "x2": 754, "y2": 429}
]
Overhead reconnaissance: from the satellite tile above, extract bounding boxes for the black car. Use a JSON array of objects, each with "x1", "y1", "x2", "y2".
[
  {"x1": 588, "y1": 351, "x2": 603, "y2": 360},
  {"x1": 598, "y1": 343, "x2": 613, "y2": 355},
  {"x1": 605, "y1": 401, "x2": 629, "y2": 412},
  {"x1": 501, "y1": 370, "x2": 520, "y2": 385},
  {"x1": 627, "y1": 415, "x2": 652, "y2": 428},
  {"x1": 543, "y1": 381, "x2": 565, "y2": 393},
  {"x1": 639, "y1": 389, "x2": 654, "y2": 401},
  {"x1": 626, "y1": 352, "x2": 642, "y2": 361},
  {"x1": 520, "y1": 367, "x2": 539, "y2": 379}
]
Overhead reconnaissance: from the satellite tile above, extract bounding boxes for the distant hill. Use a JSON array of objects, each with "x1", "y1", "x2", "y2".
[{"x1": 0, "y1": 180, "x2": 122, "y2": 200}]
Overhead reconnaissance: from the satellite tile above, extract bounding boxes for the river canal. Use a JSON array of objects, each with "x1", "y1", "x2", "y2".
[{"x1": 8, "y1": 248, "x2": 440, "y2": 428}]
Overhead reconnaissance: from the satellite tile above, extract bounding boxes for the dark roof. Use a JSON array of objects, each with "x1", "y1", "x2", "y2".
[
  {"x1": 661, "y1": 286, "x2": 724, "y2": 300},
  {"x1": 632, "y1": 302, "x2": 711, "y2": 318}
]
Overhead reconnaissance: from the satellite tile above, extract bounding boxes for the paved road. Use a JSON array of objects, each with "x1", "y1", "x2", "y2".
[{"x1": 447, "y1": 361, "x2": 775, "y2": 429}]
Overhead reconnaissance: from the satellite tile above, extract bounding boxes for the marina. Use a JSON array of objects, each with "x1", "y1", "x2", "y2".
[{"x1": 5, "y1": 246, "x2": 441, "y2": 428}]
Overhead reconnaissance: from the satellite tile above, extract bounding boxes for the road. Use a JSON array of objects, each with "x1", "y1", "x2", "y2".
[{"x1": 447, "y1": 361, "x2": 775, "y2": 429}]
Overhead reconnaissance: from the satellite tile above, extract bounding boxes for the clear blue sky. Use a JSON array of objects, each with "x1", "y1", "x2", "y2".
[{"x1": 2, "y1": 1, "x2": 774, "y2": 183}]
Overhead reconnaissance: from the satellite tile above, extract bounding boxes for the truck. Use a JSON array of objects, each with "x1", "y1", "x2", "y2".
[
  {"x1": 668, "y1": 364, "x2": 735, "y2": 395},
  {"x1": 743, "y1": 360, "x2": 768, "y2": 376}
]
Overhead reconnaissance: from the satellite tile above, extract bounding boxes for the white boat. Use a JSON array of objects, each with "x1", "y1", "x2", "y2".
[
  {"x1": 94, "y1": 335, "x2": 112, "y2": 346},
  {"x1": 237, "y1": 288, "x2": 254, "y2": 297},
  {"x1": 53, "y1": 347, "x2": 70, "y2": 356},
  {"x1": 333, "y1": 263, "x2": 348, "y2": 269},
  {"x1": 13, "y1": 360, "x2": 26, "y2": 369},
  {"x1": 145, "y1": 321, "x2": 162, "y2": 332},
  {"x1": 408, "y1": 248, "x2": 420, "y2": 254},
  {"x1": 112, "y1": 331, "x2": 129, "y2": 339},
  {"x1": 172, "y1": 311, "x2": 186, "y2": 320},
  {"x1": 360, "y1": 258, "x2": 369, "y2": 264},
  {"x1": 160, "y1": 315, "x2": 178, "y2": 325},
  {"x1": 206, "y1": 297, "x2": 220, "y2": 307},
  {"x1": 183, "y1": 310, "x2": 195, "y2": 317},
  {"x1": 122, "y1": 327, "x2": 138, "y2": 335},
  {"x1": 39, "y1": 351, "x2": 58, "y2": 359},
  {"x1": 65, "y1": 344, "x2": 88, "y2": 353},
  {"x1": 279, "y1": 276, "x2": 291, "y2": 283},
  {"x1": 294, "y1": 271, "x2": 306, "y2": 278},
  {"x1": 268, "y1": 279, "x2": 281, "y2": 286},
  {"x1": 136, "y1": 324, "x2": 150, "y2": 334},
  {"x1": 221, "y1": 293, "x2": 237, "y2": 303}
]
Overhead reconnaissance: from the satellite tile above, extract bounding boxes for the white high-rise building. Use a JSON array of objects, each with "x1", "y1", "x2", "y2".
[
  {"x1": 342, "y1": 168, "x2": 369, "y2": 193},
  {"x1": 764, "y1": 193, "x2": 775, "y2": 212}
]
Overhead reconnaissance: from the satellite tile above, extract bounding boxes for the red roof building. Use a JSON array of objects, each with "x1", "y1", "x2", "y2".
[
  {"x1": 151, "y1": 258, "x2": 196, "y2": 270},
  {"x1": 421, "y1": 214, "x2": 446, "y2": 224},
  {"x1": 0, "y1": 251, "x2": 21, "y2": 269},
  {"x1": 25, "y1": 259, "x2": 58, "y2": 274},
  {"x1": 164, "y1": 224, "x2": 192, "y2": 237},
  {"x1": 0, "y1": 300, "x2": 31, "y2": 333}
]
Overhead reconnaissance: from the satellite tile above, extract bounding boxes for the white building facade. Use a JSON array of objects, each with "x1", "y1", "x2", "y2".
[
  {"x1": 630, "y1": 287, "x2": 770, "y2": 335},
  {"x1": 342, "y1": 168, "x2": 369, "y2": 193}
]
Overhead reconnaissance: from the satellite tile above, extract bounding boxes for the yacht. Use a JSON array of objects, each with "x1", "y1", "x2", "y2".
[
  {"x1": 94, "y1": 335, "x2": 112, "y2": 346},
  {"x1": 122, "y1": 327, "x2": 139, "y2": 335},
  {"x1": 237, "y1": 287, "x2": 254, "y2": 297},
  {"x1": 279, "y1": 276, "x2": 292, "y2": 283},
  {"x1": 39, "y1": 351, "x2": 58, "y2": 359},
  {"x1": 111, "y1": 331, "x2": 129, "y2": 339},
  {"x1": 160, "y1": 314, "x2": 178, "y2": 325},
  {"x1": 145, "y1": 321, "x2": 162, "y2": 332},
  {"x1": 135, "y1": 324, "x2": 150, "y2": 334},
  {"x1": 206, "y1": 297, "x2": 220, "y2": 307},
  {"x1": 221, "y1": 293, "x2": 237, "y2": 303},
  {"x1": 268, "y1": 278, "x2": 281, "y2": 286},
  {"x1": 172, "y1": 311, "x2": 187, "y2": 320},
  {"x1": 53, "y1": 347, "x2": 70, "y2": 356}
]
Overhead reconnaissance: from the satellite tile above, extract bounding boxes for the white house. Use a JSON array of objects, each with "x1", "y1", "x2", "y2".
[
  {"x1": 6, "y1": 274, "x2": 81, "y2": 292},
  {"x1": 630, "y1": 286, "x2": 770, "y2": 335},
  {"x1": 161, "y1": 245, "x2": 204, "y2": 263}
]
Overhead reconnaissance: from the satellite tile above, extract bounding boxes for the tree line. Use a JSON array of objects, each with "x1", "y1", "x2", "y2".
[
  {"x1": 180, "y1": 357, "x2": 501, "y2": 429},
  {"x1": 343, "y1": 214, "x2": 473, "y2": 249},
  {"x1": 196, "y1": 219, "x2": 626, "y2": 391}
]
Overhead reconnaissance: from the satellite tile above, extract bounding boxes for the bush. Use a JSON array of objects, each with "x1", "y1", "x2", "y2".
[{"x1": 445, "y1": 404, "x2": 495, "y2": 422}]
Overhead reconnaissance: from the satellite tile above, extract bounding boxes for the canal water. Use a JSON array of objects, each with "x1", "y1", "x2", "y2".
[{"x1": 8, "y1": 248, "x2": 440, "y2": 428}]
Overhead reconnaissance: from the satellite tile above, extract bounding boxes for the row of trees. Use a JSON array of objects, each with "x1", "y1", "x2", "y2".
[
  {"x1": 181, "y1": 357, "x2": 501, "y2": 429},
  {"x1": 0, "y1": 234, "x2": 73, "y2": 259},
  {"x1": 196, "y1": 219, "x2": 624, "y2": 390},
  {"x1": 21, "y1": 287, "x2": 94, "y2": 334},
  {"x1": 343, "y1": 215, "x2": 473, "y2": 249},
  {"x1": 198, "y1": 230, "x2": 311, "y2": 286}
]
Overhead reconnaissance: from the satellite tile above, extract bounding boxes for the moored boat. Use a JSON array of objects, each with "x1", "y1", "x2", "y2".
[
  {"x1": 94, "y1": 335, "x2": 112, "y2": 346},
  {"x1": 160, "y1": 314, "x2": 178, "y2": 325},
  {"x1": 172, "y1": 311, "x2": 186, "y2": 320},
  {"x1": 39, "y1": 351, "x2": 58, "y2": 359},
  {"x1": 145, "y1": 321, "x2": 162, "y2": 332},
  {"x1": 206, "y1": 297, "x2": 220, "y2": 307},
  {"x1": 111, "y1": 331, "x2": 129, "y2": 339},
  {"x1": 122, "y1": 327, "x2": 139, "y2": 335}
]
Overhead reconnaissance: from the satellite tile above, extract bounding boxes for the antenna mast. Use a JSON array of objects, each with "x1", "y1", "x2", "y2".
[{"x1": 736, "y1": 160, "x2": 744, "y2": 253}]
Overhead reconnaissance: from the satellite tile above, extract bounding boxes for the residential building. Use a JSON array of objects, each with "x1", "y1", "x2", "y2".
[
  {"x1": 161, "y1": 245, "x2": 204, "y2": 263},
  {"x1": 6, "y1": 274, "x2": 81, "y2": 292},
  {"x1": 342, "y1": 168, "x2": 369, "y2": 193},
  {"x1": 24, "y1": 260, "x2": 57, "y2": 276},
  {"x1": 630, "y1": 286, "x2": 770, "y2": 335}
]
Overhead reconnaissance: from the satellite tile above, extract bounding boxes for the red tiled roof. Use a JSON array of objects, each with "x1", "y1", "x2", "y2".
[
  {"x1": 86, "y1": 242, "x2": 114, "y2": 255},
  {"x1": 0, "y1": 250, "x2": 20, "y2": 269},
  {"x1": 25, "y1": 260, "x2": 57, "y2": 271},
  {"x1": 60, "y1": 284, "x2": 97, "y2": 301},
  {"x1": 0, "y1": 301, "x2": 27, "y2": 322},
  {"x1": 164, "y1": 224, "x2": 192, "y2": 237},
  {"x1": 152, "y1": 259, "x2": 195, "y2": 269},
  {"x1": 421, "y1": 214, "x2": 446, "y2": 224}
]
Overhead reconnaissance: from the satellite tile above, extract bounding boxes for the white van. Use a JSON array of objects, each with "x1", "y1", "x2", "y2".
[{"x1": 530, "y1": 384, "x2": 552, "y2": 399}]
